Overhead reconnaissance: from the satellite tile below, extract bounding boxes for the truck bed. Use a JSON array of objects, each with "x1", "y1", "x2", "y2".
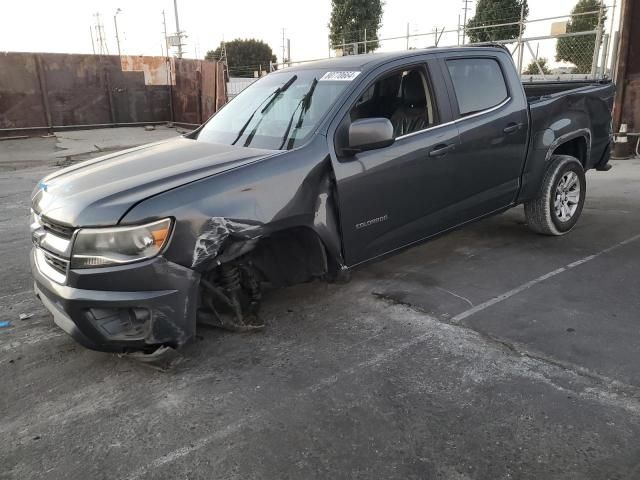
[{"x1": 523, "y1": 79, "x2": 613, "y2": 103}]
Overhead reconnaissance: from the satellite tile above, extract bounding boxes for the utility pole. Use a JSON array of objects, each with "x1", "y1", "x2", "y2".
[
  {"x1": 162, "y1": 10, "x2": 175, "y2": 122},
  {"x1": 220, "y1": 41, "x2": 229, "y2": 80},
  {"x1": 93, "y1": 13, "x2": 109, "y2": 55},
  {"x1": 162, "y1": 10, "x2": 170, "y2": 59},
  {"x1": 173, "y1": 0, "x2": 183, "y2": 58},
  {"x1": 114, "y1": 8, "x2": 122, "y2": 57},
  {"x1": 90, "y1": 26, "x2": 96, "y2": 54}
]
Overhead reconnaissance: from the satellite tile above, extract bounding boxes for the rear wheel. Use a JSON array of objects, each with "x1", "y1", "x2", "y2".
[{"x1": 524, "y1": 155, "x2": 586, "y2": 236}]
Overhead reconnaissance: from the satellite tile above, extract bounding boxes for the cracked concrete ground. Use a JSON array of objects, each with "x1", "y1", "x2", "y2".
[
  {"x1": 1, "y1": 135, "x2": 640, "y2": 479},
  {"x1": 0, "y1": 126, "x2": 183, "y2": 171}
]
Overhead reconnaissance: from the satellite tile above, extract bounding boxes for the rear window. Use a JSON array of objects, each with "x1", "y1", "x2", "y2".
[{"x1": 446, "y1": 58, "x2": 508, "y2": 116}]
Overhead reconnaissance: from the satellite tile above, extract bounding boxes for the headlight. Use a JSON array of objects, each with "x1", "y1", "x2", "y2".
[{"x1": 70, "y1": 218, "x2": 172, "y2": 268}]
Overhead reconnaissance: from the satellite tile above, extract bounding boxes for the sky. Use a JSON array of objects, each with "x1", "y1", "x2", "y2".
[{"x1": 0, "y1": 0, "x2": 621, "y2": 70}]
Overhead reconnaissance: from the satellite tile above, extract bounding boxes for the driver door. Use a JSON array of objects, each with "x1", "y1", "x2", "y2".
[{"x1": 329, "y1": 58, "x2": 462, "y2": 266}]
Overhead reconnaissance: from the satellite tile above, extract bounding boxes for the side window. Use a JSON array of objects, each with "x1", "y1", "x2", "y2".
[
  {"x1": 349, "y1": 67, "x2": 437, "y2": 138},
  {"x1": 355, "y1": 84, "x2": 375, "y2": 107},
  {"x1": 446, "y1": 58, "x2": 508, "y2": 116}
]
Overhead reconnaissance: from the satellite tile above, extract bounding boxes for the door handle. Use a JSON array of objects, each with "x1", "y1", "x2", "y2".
[
  {"x1": 503, "y1": 123, "x2": 522, "y2": 134},
  {"x1": 429, "y1": 144, "x2": 455, "y2": 157}
]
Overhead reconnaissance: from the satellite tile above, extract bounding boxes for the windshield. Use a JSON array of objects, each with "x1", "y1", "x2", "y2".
[{"x1": 196, "y1": 69, "x2": 354, "y2": 150}]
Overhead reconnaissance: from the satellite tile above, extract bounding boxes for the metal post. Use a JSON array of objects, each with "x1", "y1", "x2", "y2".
[
  {"x1": 516, "y1": 3, "x2": 525, "y2": 74},
  {"x1": 462, "y1": 0, "x2": 471, "y2": 45},
  {"x1": 434, "y1": 27, "x2": 445, "y2": 47},
  {"x1": 457, "y1": 15, "x2": 461, "y2": 46},
  {"x1": 173, "y1": 0, "x2": 183, "y2": 59},
  {"x1": 524, "y1": 41, "x2": 546, "y2": 78},
  {"x1": 114, "y1": 9, "x2": 122, "y2": 57},
  {"x1": 600, "y1": 33, "x2": 609, "y2": 77},
  {"x1": 608, "y1": 0, "x2": 617, "y2": 57},
  {"x1": 406, "y1": 23, "x2": 410, "y2": 49},
  {"x1": 282, "y1": 28, "x2": 286, "y2": 63},
  {"x1": 610, "y1": 30, "x2": 620, "y2": 82},
  {"x1": 591, "y1": 4, "x2": 604, "y2": 78},
  {"x1": 364, "y1": 28, "x2": 367, "y2": 54}
]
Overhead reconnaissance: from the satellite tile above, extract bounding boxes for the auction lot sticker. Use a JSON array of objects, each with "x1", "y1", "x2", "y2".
[{"x1": 320, "y1": 71, "x2": 361, "y2": 81}]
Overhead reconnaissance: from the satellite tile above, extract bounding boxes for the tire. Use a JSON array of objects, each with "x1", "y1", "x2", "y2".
[{"x1": 524, "y1": 155, "x2": 586, "y2": 236}]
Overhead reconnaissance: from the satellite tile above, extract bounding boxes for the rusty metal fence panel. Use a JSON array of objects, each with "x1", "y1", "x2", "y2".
[
  {"x1": 172, "y1": 58, "x2": 226, "y2": 125},
  {"x1": 0, "y1": 52, "x2": 226, "y2": 135},
  {"x1": 0, "y1": 53, "x2": 52, "y2": 130}
]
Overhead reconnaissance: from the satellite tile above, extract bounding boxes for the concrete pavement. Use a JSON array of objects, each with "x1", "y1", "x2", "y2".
[
  {"x1": 1, "y1": 138, "x2": 640, "y2": 479},
  {"x1": 0, "y1": 126, "x2": 184, "y2": 171}
]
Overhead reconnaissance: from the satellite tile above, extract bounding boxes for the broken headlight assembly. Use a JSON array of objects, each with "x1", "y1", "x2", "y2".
[{"x1": 70, "y1": 218, "x2": 172, "y2": 268}]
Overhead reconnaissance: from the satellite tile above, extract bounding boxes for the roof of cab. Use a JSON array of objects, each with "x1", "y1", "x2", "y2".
[{"x1": 276, "y1": 46, "x2": 507, "y2": 73}]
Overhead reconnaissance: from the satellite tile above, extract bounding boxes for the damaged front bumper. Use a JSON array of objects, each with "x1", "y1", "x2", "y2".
[{"x1": 31, "y1": 248, "x2": 200, "y2": 353}]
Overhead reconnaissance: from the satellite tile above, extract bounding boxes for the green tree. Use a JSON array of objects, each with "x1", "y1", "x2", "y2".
[
  {"x1": 205, "y1": 39, "x2": 277, "y2": 78},
  {"x1": 523, "y1": 57, "x2": 552, "y2": 75},
  {"x1": 555, "y1": 0, "x2": 606, "y2": 73},
  {"x1": 329, "y1": 0, "x2": 383, "y2": 54},
  {"x1": 466, "y1": 0, "x2": 529, "y2": 43}
]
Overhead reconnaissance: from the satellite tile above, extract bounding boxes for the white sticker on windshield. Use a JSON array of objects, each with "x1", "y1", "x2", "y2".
[{"x1": 319, "y1": 71, "x2": 361, "y2": 81}]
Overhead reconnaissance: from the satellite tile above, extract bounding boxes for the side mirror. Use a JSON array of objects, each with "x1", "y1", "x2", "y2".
[{"x1": 347, "y1": 118, "x2": 394, "y2": 153}]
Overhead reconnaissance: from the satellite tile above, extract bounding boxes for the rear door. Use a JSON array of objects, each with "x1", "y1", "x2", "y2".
[
  {"x1": 328, "y1": 56, "x2": 463, "y2": 266},
  {"x1": 437, "y1": 52, "x2": 529, "y2": 214}
]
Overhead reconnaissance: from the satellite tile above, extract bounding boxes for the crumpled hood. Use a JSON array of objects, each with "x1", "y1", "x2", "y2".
[{"x1": 32, "y1": 137, "x2": 276, "y2": 227}]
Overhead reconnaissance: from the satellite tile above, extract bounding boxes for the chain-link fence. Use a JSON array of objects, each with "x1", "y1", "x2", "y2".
[
  {"x1": 223, "y1": 4, "x2": 616, "y2": 100},
  {"x1": 267, "y1": 4, "x2": 615, "y2": 82}
]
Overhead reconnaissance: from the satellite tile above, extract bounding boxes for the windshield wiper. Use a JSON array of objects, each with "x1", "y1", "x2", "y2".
[
  {"x1": 231, "y1": 74, "x2": 297, "y2": 146},
  {"x1": 277, "y1": 78, "x2": 318, "y2": 150}
]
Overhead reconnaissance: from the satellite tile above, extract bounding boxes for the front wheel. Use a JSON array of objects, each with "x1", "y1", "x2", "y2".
[{"x1": 524, "y1": 155, "x2": 586, "y2": 236}]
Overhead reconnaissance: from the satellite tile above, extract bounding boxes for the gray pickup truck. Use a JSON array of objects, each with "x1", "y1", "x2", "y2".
[{"x1": 30, "y1": 46, "x2": 615, "y2": 357}]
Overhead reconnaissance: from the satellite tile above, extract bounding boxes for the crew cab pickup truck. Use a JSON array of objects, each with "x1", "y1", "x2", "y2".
[{"x1": 30, "y1": 46, "x2": 615, "y2": 357}]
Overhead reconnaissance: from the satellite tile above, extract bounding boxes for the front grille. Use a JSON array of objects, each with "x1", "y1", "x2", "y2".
[
  {"x1": 42, "y1": 251, "x2": 69, "y2": 275},
  {"x1": 41, "y1": 218, "x2": 75, "y2": 239}
]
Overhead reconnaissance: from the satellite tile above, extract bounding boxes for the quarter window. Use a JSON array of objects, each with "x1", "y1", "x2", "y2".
[{"x1": 446, "y1": 58, "x2": 508, "y2": 116}]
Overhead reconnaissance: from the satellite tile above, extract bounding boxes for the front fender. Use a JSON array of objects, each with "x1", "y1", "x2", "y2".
[{"x1": 120, "y1": 136, "x2": 344, "y2": 274}]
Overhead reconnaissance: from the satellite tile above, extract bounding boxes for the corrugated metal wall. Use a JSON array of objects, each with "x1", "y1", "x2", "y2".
[{"x1": 0, "y1": 53, "x2": 226, "y2": 135}]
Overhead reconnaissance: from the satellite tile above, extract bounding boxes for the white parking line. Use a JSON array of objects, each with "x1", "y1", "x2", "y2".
[{"x1": 451, "y1": 233, "x2": 640, "y2": 324}]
